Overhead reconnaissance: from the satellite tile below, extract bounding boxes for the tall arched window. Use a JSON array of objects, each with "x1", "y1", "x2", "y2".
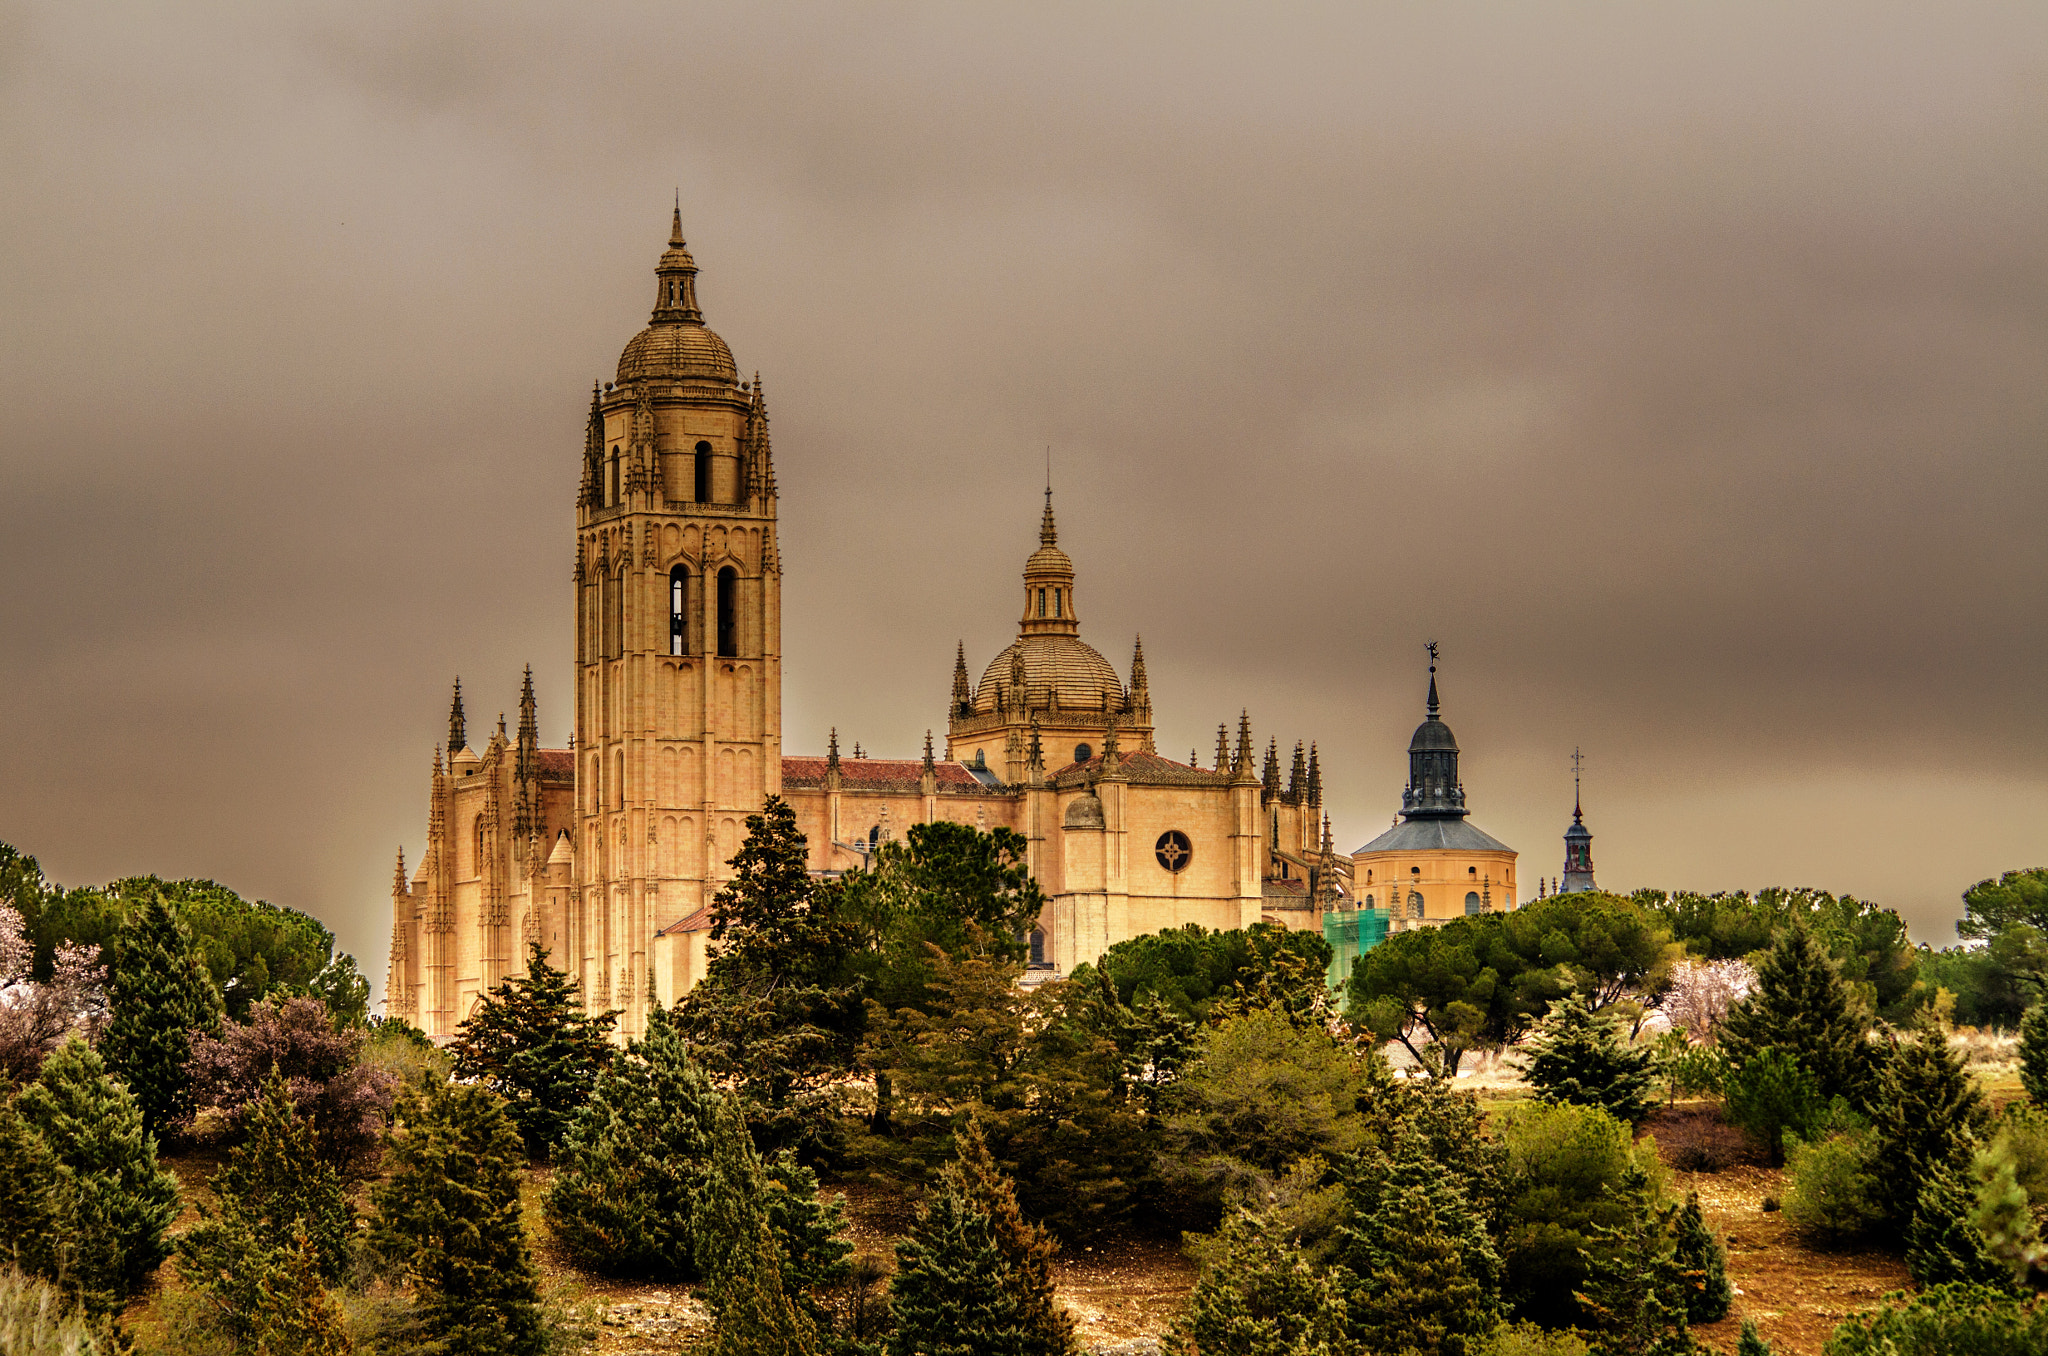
[
  {"x1": 1037, "y1": 587, "x2": 1046, "y2": 617},
  {"x1": 613, "y1": 749, "x2": 626, "y2": 812},
  {"x1": 473, "y1": 819, "x2": 486, "y2": 878},
  {"x1": 669, "y1": 564, "x2": 690, "y2": 656},
  {"x1": 716, "y1": 566, "x2": 738, "y2": 657},
  {"x1": 694, "y1": 441, "x2": 713, "y2": 503},
  {"x1": 609, "y1": 448, "x2": 620, "y2": 504},
  {"x1": 602, "y1": 568, "x2": 622, "y2": 659},
  {"x1": 1053, "y1": 588, "x2": 1062, "y2": 617},
  {"x1": 1465, "y1": 891, "x2": 1484, "y2": 915}
]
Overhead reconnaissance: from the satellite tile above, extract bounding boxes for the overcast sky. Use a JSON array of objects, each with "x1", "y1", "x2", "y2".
[{"x1": 3, "y1": 2, "x2": 2043, "y2": 995}]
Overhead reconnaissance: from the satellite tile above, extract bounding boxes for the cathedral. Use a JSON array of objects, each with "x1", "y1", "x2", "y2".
[{"x1": 382, "y1": 212, "x2": 1354, "y2": 1041}]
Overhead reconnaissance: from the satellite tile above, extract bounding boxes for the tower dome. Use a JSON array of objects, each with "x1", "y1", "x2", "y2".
[
  {"x1": 1400, "y1": 648, "x2": 1467, "y2": 818},
  {"x1": 970, "y1": 488, "x2": 1124, "y2": 714},
  {"x1": 616, "y1": 206, "x2": 739, "y2": 386}
]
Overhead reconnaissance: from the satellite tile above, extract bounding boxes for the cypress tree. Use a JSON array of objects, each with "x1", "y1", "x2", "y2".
[
  {"x1": 16, "y1": 1037, "x2": 180, "y2": 1314},
  {"x1": 1573, "y1": 1191, "x2": 1696, "y2": 1356},
  {"x1": 1672, "y1": 1192, "x2": 1731, "y2": 1323},
  {"x1": 1718, "y1": 917, "x2": 1868, "y2": 1104},
  {"x1": 1166, "y1": 1205, "x2": 1349, "y2": 1356},
  {"x1": 449, "y1": 941, "x2": 616, "y2": 1157},
  {"x1": 761, "y1": 1149, "x2": 854, "y2": 1338},
  {"x1": 1906, "y1": 1161, "x2": 2012, "y2": 1290},
  {"x1": 371, "y1": 1079, "x2": 547, "y2": 1356},
  {"x1": 1735, "y1": 1318, "x2": 1774, "y2": 1355},
  {"x1": 1519, "y1": 998, "x2": 1657, "y2": 1126},
  {"x1": 2019, "y1": 1002, "x2": 2048, "y2": 1107},
  {"x1": 1337, "y1": 1135, "x2": 1502, "y2": 1318},
  {"x1": 255, "y1": 1230, "x2": 354, "y2": 1356},
  {"x1": 0, "y1": 1092, "x2": 80, "y2": 1302},
  {"x1": 544, "y1": 1005, "x2": 721, "y2": 1277},
  {"x1": 1345, "y1": 1181, "x2": 1495, "y2": 1356},
  {"x1": 691, "y1": 1096, "x2": 818, "y2": 1356},
  {"x1": 99, "y1": 890, "x2": 222, "y2": 1136},
  {"x1": 889, "y1": 1175, "x2": 1031, "y2": 1356},
  {"x1": 1869, "y1": 1024, "x2": 1989, "y2": 1233}
]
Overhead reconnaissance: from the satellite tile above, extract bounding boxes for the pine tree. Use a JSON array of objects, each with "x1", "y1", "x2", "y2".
[
  {"x1": 254, "y1": 1230, "x2": 354, "y2": 1356},
  {"x1": 2019, "y1": 1002, "x2": 2048, "y2": 1107},
  {"x1": 371, "y1": 1079, "x2": 547, "y2": 1356},
  {"x1": 449, "y1": 940, "x2": 616, "y2": 1157},
  {"x1": 16, "y1": 1037, "x2": 180, "y2": 1315},
  {"x1": 1735, "y1": 1318, "x2": 1773, "y2": 1355},
  {"x1": 762, "y1": 1150, "x2": 855, "y2": 1338},
  {"x1": 1906, "y1": 1160, "x2": 2013, "y2": 1290},
  {"x1": 1672, "y1": 1192, "x2": 1731, "y2": 1323},
  {"x1": 1519, "y1": 998, "x2": 1657, "y2": 1126},
  {"x1": 99, "y1": 890, "x2": 222, "y2": 1136},
  {"x1": 890, "y1": 1175, "x2": 1032, "y2": 1356},
  {"x1": 1573, "y1": 1192, "x2": 1696, "y2": 1356},
  {"x1": 0, "y1": 1092, "x2": 80, "y2": 1303},
  {"x1": 691, "y1": 1095, "x2": 819, "y2": 1356},
  {"x1": 1166, "y1": 1205, "x2": 1350, "y2": 1356},
  {"x1": 545, "y1": 1004, "x2": 722, "y2": 1277},
  {"x1": 949, "y1": 1118, "x2": 1076, "y2": 1356},
  {"x1": 1869, "y1": 1023, "x2": 1990, "y2": 1233},
  {"x1": 1718, "y1": 917, "x2": 1869, "y2": 1104},
  {"x1": 1334, "y1": 1134, "x2": 1500, "y2": 1356}
]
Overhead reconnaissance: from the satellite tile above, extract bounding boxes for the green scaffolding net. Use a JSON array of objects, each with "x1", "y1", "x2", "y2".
[{"x1": 1322, "y1": 907, "x2": 1392, "y2": 992}]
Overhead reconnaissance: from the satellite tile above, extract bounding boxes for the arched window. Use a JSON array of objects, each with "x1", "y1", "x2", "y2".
[
  {"x1": 1037, "y1": 587, "x2": 1046, "y2": 617},
  {"x1": 669, "y1": 564, "x2": 690, "y2": 656},
  {"x1": 609, "y1": 448, "x2": 620, "y2": 504},
  {"x1": 1465, "y1": 891, "x2": 1484, "y2": 915},
  {"x1": 613, "y1": 749, "x2": 626, "y2": 812},
  {"x1": 1029, "y1": 930, "x2": 1046, "y2": 965},
  {"x1": 473, "y1": 819, "x2": 486, "y2": 877},
  {"x1": 602, "y1": 568, "x2": 622, "y2": 659},
  {"x1": 1408, "y1": 890, "x2": 1425, "y2": 919},
  {"x1": 1363, "y1": 893, "x2": 1375, "y2": 909},
  {"x1": 716, "y1": 566, "x2": 738, "y2": 657},
  {"x1": 695, "y1": 441, "x2": 713, "y2": 503},
  {"x1": 1053, "y1": 588, "x2": 1062, "y2": 617}
]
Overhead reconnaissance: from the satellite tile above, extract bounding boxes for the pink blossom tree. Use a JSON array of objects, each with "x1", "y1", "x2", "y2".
[
  {"x1": 1663, "y1": 958, "x2": 1757, "y2": 1045},
  {"x1": 0, "y1": 899, "x2": 107, "y2": 1086}
]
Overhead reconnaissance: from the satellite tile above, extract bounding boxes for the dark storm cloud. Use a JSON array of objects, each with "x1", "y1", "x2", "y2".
[{"x1": 2, "y1": 1, "x2": 2043, "y2": 987}]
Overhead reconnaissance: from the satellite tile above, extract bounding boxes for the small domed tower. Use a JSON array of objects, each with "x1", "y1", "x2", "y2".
[{"x1": 1561, "y1": 749, "x2": 1597, "y2": 893}]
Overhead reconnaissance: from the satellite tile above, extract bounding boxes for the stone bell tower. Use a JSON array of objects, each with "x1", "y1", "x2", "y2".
[{"x1": 573, "y1": 207, "x2": 782, "y2": 1038}]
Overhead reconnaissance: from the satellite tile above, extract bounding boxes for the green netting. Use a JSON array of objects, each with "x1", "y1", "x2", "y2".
[{"x1": 1323, "y1": 907, "x2": 1391, "y2": 991}]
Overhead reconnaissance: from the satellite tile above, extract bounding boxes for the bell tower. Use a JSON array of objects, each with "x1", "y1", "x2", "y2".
[{"x1": 573, "y1": 207, "x2": 782, "y2": 1037}]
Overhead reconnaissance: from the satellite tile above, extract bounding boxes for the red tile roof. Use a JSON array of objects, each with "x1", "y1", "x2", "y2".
[
  {"x1": 657, "y1": 904, "x2": 716, "y2": 936},
  {"x1": 538, "y1": 749, "x2": 575, "y2": 780},
  {"x1": 781, "y1": 756, "x2": 990, "y2": 791},
  {"x1": 1049, "y1": 748, "x2": 1230, "y2": 789}
]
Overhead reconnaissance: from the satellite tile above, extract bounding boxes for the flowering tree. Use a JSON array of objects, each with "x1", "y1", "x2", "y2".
[
  {"x1": 183, "y1": 995, "x2": 398, "y2": 1164},
  {"x1": 0, "y1": 900, "x2": 107, "y2": 1086},
  {"x1": 1662, "y1": 958, "x2": 1756, "y2": 1045}
]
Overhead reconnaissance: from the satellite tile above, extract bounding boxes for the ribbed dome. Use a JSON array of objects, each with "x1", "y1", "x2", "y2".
[
  {"x1": 617, "y1": 321, "x2": 738, "y2": 385},
  {"x1": 1024, "y1": 543, "x2": 1073, "y2": 577},
  {"x1": 974, "y1": 635, "x2": 1125, "y2": 714},
  {"x1": 1408, "y1": 718, "x2": 1459, "y2": 754}
]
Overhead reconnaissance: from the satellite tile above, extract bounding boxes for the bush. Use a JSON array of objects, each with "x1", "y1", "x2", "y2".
[
  {"x1": 1723, "y1": 1047, "x2": 1825, "y2": 1165},
  {"x1": 1478, "y1": 1324, "x2": 1593, "y2": 1356},
  {"x1": 1495, "y1": 1101, "x2": 1665, "y2": 1327},
  {"x1": 1784, "y1": 1128, "x2": 1884, "y2": 1243},
  {"x1": 182, "y1": 995, "x2": 398, "y2": 1164},
  {"x1": 1673, "y1": 1191, "x2": 1731, "y2": 1323},
  {"x1": 1646, "y1": 1106, "x2": 1750, "y2": 1173},
  {"x1": 1658, "y1": 1039, "x2": 1728, "y2": 1103},
  {"x1": 1822, "y1": 1282, "x2": 2048, "y2": 1355},
  {"x1": 0, "y1": 1265, "x2": 110, "y2": 1356}
]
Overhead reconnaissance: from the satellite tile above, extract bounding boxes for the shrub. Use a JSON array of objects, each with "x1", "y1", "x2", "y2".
[
  {"x1": 1673, "y1": 1191, "x2": 1731, "y2": 1323},
  {"x1": 1496, "y1": 1101, "x2": 1665, "y2": 1327},
  {"x1": 1167, "y1": 1205, "x2": 1348, "y2": 1356},
  {"x1": 0, "y1": 1093, "x2": 79, "y2": 1304},
  {"x1": 1518, "y1": 999, "x2": 1657, "y2": 1127},
  {"x1": 0, "y1": 1265, "x2": 110, "y2": 1356},
  {"x1": 1905, "y1": 1161, "x2": 2012, "y2": 1290},
  {"x1": 1647, "y1": 1106, "x2": 1750, "y2": 1173},
  {"x1": 2021, "y1": 1002, "x2": 2048, "y2": 1106},
  {"x1": 1570, "y1": 1184, "x2": 1697, "y2": 1356},
  {"x1": 1723, "y1": 1047, "x2": 1824, "y2": 1165},
  {"x1": 1477, "y1": 1324, "x2": 1593, "y2": 1356},
  {"x1": 1784, "y1": 1128, "x2": 1884, "y2": 1243},
  {"x1": 1822, "y1": 1282, "x2": 2048, "y2": 1355},
  {"x1": 1659, "y1": 1039, "x2": 1729, "y2": 1103},
  {"x1": 182, "y1": 995, "x2": 398, "y2": 1164}
]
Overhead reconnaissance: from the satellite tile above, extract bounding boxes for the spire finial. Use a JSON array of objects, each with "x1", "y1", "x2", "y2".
[
  {"x1": 448, "y1": 677, "x2": 466, "y2": 754},
  {"x1": 827, "y1": 727, "x2": 840, "y2": 771},
  {"x1": 1040, "y1": 458, "x2": 1057, "y2": 547},
  {"x1": 1425, "y1": 640, "x2": 1440, "y2": 719},
  {"x1": 1572, "y1": 746, "x2": 1585, "y2": 823},
  {"x1": 670, "y1": 191, "x2": 684, "y2": 246}
]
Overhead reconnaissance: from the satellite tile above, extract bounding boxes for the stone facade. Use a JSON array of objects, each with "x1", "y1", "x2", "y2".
[{"x1": 388, "y1": 214, "x2": 1360, "y2": 1041}]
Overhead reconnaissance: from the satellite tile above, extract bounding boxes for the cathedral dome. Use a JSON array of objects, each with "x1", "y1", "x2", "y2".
[
  {"x1": 974, "y1": 635, "x2": 1125, "y2": 714},
  {"x1": 617, "y1": 322, "x2": 737, "y2": 385}
]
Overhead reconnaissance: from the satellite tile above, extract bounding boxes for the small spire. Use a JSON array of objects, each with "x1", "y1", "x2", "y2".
[
  {"x1": 1040, "y1": 480, "x2": 1057, "y2": 546},
  {"x1": 1425, "y1": 640, "x2": 1441, "y2": 719},
  {"x1": 394, "y1": 846, "x2": 407, "y2": 893},
  {"x1": 670, "y1": 191, "x2": 684, "y2": 246},
  {"x1": 952, "y1": 640, "x2": 971, "y2": 710},
  {"x1": 1307, "y1": 742, "x2": 1323, "y2": 808},
  {"x1": 1288, "y1": 741, "x2": 1307, "y2": 804},
  {"x1": 923, "y1": 730, "x2": 935, "y2": 771},
  {"x1": 1572, "y1": 746, "x2": 1585, "y2": 823},
  {"x1": 854, "y1": 741, "x2": 864, "y2": 759},
  {"x1": 1215, "y1": 723, "x2": 1230, "y2": 773},
  {"x1": 432, "y1": 745, "x2": 443, "y2": 776},
  {"x1": 1235, "y1": 710, "x2": 1253, "y2": 773},
  {"x1": 1262, "y1": 737, "x2": 1281, "y2": 799},
  {"x1": 448, "y1": 678, "x2": 466, "y2": 755},
  {"x1": 826, "y1": 727, "x2": 840, "y2": 771},
  {"x1": 1130, "y1": 634, "x2": 1148, "y2": 692}
]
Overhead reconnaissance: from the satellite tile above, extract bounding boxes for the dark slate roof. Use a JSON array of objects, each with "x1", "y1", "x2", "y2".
[
  {"x1": 1407, "y1": 718, "x2": 1459, "y2": 753},
  {"x1": 1353, "y1": 817, "x2": 1513, "y2": 855}
]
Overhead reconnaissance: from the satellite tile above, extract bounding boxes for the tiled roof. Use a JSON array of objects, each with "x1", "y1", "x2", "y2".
[
  {"x1": 781, "y1": 756, "x2": 990, "y2": 792},
  {"x1": 1049, "y1": 749, "x2": 1230, "y2": 790},
  {"x1": 1263, "y1": 878, "x2": 1314, "y2": 908},
  {"x1": 657, "y1": 903, "x2": 716, "y2": 936},
  {"x1": 538, "y1": 749, "x2": 575, "y2": 781}
]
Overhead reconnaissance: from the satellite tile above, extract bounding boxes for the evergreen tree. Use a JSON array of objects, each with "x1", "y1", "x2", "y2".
[
  {"x1": 949, "y1": 1119, "x2": 1076, "y2": 1356},
  {"x1": 1735, "y1": 1319, "x2": 1773, "y2": 1355},
  {"x1": 1718, "y1": 917, "x2": 1869, "y2": 1104},
  {"x1": 708, "y1": 1222, "x2": 819, "y2": 1356},
  {"x1": 99, "y1": 890, "x2": 222, "y2": 1136},
  {"x1": 1335, "y1": 1137, "x2": 1501, "y2": 1353},
  {"x1": 2019, "y1": 1001, "x2": 2048, "y2": 1107},
  {"x1": 889, "y1": 1175, "x2": 1032, "y2": 1356},
  {"x1": 1518, "y1": 997, "x2": 1657, "y2": 1126},
  {"x1": 761, "y1": 1150, "x2": 855, "y2": 1340},
  {"x1": 1572, "y1": 1189, "x2": 1696, "y2": 1356},
  {"x1": 449, "y1": 940, "x2": 616, "y2": 1157},
  {"x1": 371, "y1": 1079, "x2": 547, "y2": 1356},
  {"x1": 691, "y1": 1095, "x2": 819, "y2": 1356},
  {"x1": 1671, "y1": 1192, "x2": 1731, "y2": 1323},
  {"x1": 1906, "y1": 1161, "x2": 2012, "y2": 1290},
  {"x1": 0, "y1": 1093, "x2": 79, "y2": 1303},
  {"x1": 180, "y1": 1066, "x2": 358, "y2": 1343},
  {"x1": 1166, "y1": 1205, "x2": 1350, "y2": 1356},
  {"x1": 255, "y1": 1231, "x2": 353, "y2": 1356},
  {"x1": 545, "y1": 1004, "x2": 721, "y2": 1277},
  {"x1": 1869, "y1": 1024, "x2": 1990, "y2": 1233},
  {"x1": 675, "y1": 797, "x2": 864, "y2": 1151},
  {"x1": 16, "y1": 1037, "x2": 180, "y2": 1315}
]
